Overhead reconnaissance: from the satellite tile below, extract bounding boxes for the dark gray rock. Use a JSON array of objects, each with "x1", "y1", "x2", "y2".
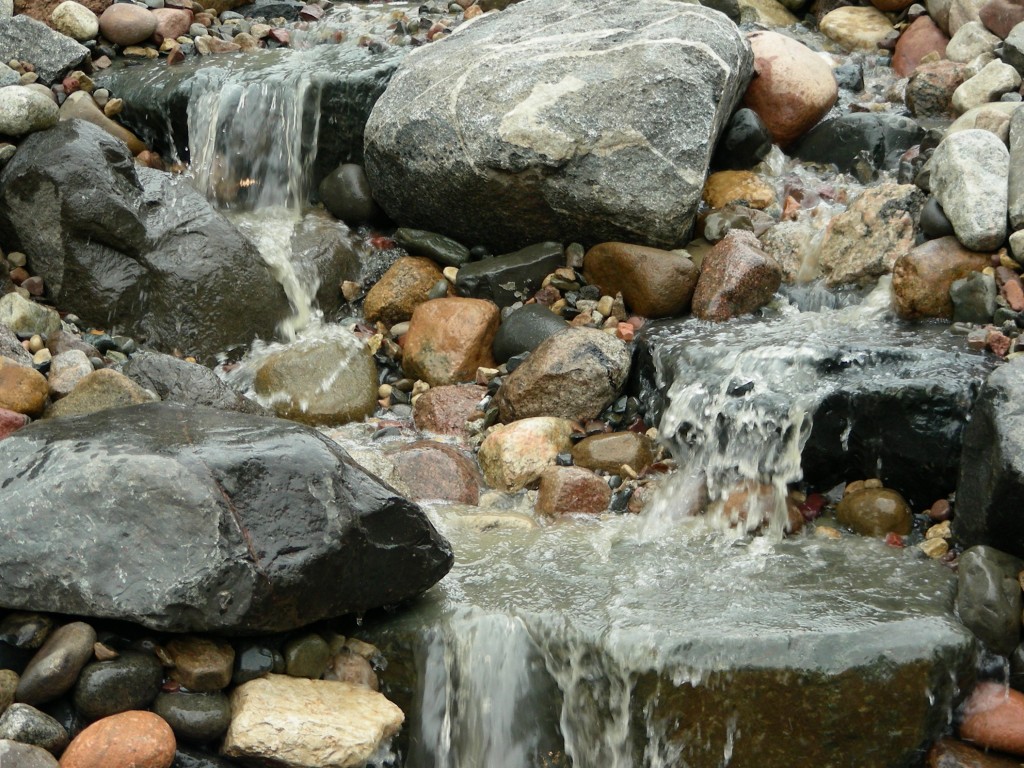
[
  {"x1": 232, "y1": 643, "x2": 276, "y2": 685},
  {"x1": 0, "y1": 402, "x2": 453, "y2": 634},
  {"x1": 0, "y1": 613, "x2": 53, "y2": 650},
  {"x1": 0, "y1": 325, "x2": 31, "y2": 365},
  {"x1": 956, "y1": 545, "x2": 1023, "y2": 656},
  {"x1": 235, "y1": 0, "x2": 303, "y2": 20},
  {"x1": 15, "y1": 623, "x2": 96, "y2": 707},
  {"x1": 955, "y1": 356, "x2": 1024, "y2": 558},
  {"x1": 0, "y1": 704, "x2": 67, "y2": 755},
  {"x1": 96, "y1": 43, "x2": 402, "y2": 193},
  {"x1": 394, "y1": 228, "x2": 471, "y2": 268},
  {"x1": 793, "y1": 113, "x2": 924, "y2": 175},
  {"x1": 0, "y1": 120, "x2": 291, "y2": 363},
  {"x1": 318, "y1": 164, "x2": 382, "y2": 225},
  {"x1": 287, "y1": 212, "x2": 362, "y2": 320},
  {"x1": 920, "y1": 196, "x2": 956, "y2": 239},
  {"x1": 834, "y1": 63, "x2": 865, "y2": 92},
  {"x1": 492, "y1": 304, "x2": 570, "y2": 364},
  {"x1": 173, "y1": 746, "x2": 237, "y2": 768},
  {"x1": 364, "y1": 0, "x2": 753, "y2": 251},
  {"x1": 495, "y1": 328, "x2": 632, "y2": 422},
  {"x1": 455, "y1": 242, "x2": 564, "y2": 308},
  {"x1": 72, "y1": 652, "x2": 164, "y2": 720},
  {"x1": 283, "y1": 633, "x2": 330, "y2": 679},
  {"x1": 712, "y1": 108, "x2": 772, "y2": 171},
  {"x1": 153, "y1": 692, "x2": 231, "y2": 744},
  {"x1": 119, "y1": 352, "x2": 266, "y2": 415},
  {"x1": 0, "y1": 740, "x2": 59, "y2": 768},
  {"x1": 635, "y1": 314, "x2": 993, "y2": 509},
  {"x1": 0, "y1": 16, "x2": 89, "y2": 86},
  {"x1": 951, "y1": 271, "x2": 997, "y2": 323}
]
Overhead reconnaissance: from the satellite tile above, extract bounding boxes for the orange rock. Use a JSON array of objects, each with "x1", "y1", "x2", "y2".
[
  {"x1": 891, "y1": 236, "x2": 991, "y2": 320},
  {"x1": 402, "y1": 298, "x2": 499, "y2": 386},
  {"x1": 0, "y1": 357, "x2": 49, "y2": 417},
  {"x1": 364, "y1": 256, "x2": 445, "y2": 327},
  {"x1": 59, "y1": 710, "x2": 175, "y2": 768},
  {"x1": 959, "y1": 683, "x2": 1024, "y2": 756},
  {"x1": 583, "y1": 242, "x2": 698, "y2": 319},
  {"x1": 929, "y1": 736, "x2": 1023, "y2": 767}
]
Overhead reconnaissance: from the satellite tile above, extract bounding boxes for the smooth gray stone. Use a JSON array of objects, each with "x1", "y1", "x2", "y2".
[
  {"x1": 72, "y1": 652, "x2": 164, "y2": 720},
  {"x1": 492, "y1": 304, "x2": 569, "y2": 364},
  {"x1": 14, "y1": 623, "x2": 96, "y2": 706},
  {"x1": 956, "y1": 545, "x2": 1023, "y2": 656},
  {"x1": 154, "y1": 691, "x2": 231, "y2": 743},
  {"x1": 0, "y1": 704, "x2": 68, "y2": 755},
  {"x1": 455, "y1": 242, "x2": 564, "y2": 308}
]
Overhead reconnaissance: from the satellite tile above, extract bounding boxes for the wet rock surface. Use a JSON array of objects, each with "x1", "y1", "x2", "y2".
[
  {"x1": 0, "y1": 402, "x2": 453, "y2": 633},
  {"x1": 365, "y1": 0, "x2": 752, "y2": 251}
]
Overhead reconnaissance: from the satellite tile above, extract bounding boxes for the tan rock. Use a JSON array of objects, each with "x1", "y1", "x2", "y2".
[
  {"x1": 836, "y1": 488, "x2": 912, "y2": 537},
  {"x1": 818, "y1": 183, "x2": 925, "y2": 287},
  {"x1": 165, "y1": 637, "x2": 234, "y2": 693},
  {"x1": 894, "y1": 16, "x2": 950, "y2": 78},
  {"x1": 583, "y1": 242, "x2": 698, "y2": 318},
  {"x1": 412, "y1": 383, "x2": 486, "y2": 436},
  {"x1": 743, "y1": 30, "x2": 838, "y2": 147},
  {"x1": 477, "y1": 417, "x2": 575, "y2": 492},
  {"x1": 959, "y1": 682, "x2": 1024, "y2": 756},
  {"x1": 43, "y1": 368, "x2": 156, "y2": 419},
  {"x1": 363, "y1": 256, "x2": 445, "y2": 328},
  {"x1": 691, "y1": 230, "x2": 782, "y2": 321},
  {"x1": 98, "y1": 3, "x2": 157, "y2": 45},
  {"x1": 58, "y1": 91, "x2": 146, "y2": 155},
  {"x1": 703, "y1": 170, "x2": 777, "y2": 211},
  {"x1": 402, "y1": 298, "x2": 500, "y2": 386},
  {"x1": 221, "y1": 674, "x2": 403, "y2": 768},
  {"x1": 872, "y1": 0, "x2": 916, "y2": 10},
  {"x1": 0, "y1": 357, "x2": 48, "y2": 418},
  {"x1": 737, "y1": 0, "x2": 798, "y2": 26},
  {"x1": 59, "y1": 710, "x2": 175, "y2": 768},
  {"x1": 51, "y1": 1, "x2": 100, "y2": 41},
  {"x1": 892, "y1": 236, "x2": 991, "y2": 319},
  {"x1": 572, "y1": 431, "x2": 656, "y2": 475},
  {"x1": 195, "y1": 36, "x2": 241, "y2": 54},
  {"x1": 535, "y1": 465, "x2": 611, "y2": 516},
  {"x1": 820, "y1": 6, "x2": 896, "y2": 51},
  {"x1": 253, "y1": 335, "x2": 377, "y2": 426},
  {"x1": 46, "y1": 349, "x2": 94, "y2": 400}
]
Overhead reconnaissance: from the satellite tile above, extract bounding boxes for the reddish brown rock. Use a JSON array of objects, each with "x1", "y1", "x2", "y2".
[
  {"x1": 98, "y1": 3, "x2": 157, "y2": 45},
  {"x1": 402, "y1": 298, "x2": 500, "y2": 386},
  {"x1": 58, "y1": 710, "x2": 175, "y2": 768},
  {"x1": 836, "y1": 488, "x2": 913, "y2": 537},
  {"x1": 907, "y1": 60, "x2": 969, "y2": 118},
  {"x1": 571, "y1": 431, "x2": 656, "y2": 475},
  {"x1": 363, "y1": 256, "x2": 445, "y2": 328},
  {"x1": 0, "y1": 407, "x2": 30, "y2": 440},
  {"x1": 583, "y1": 242, "x2": 698, "y2": 319},
  {"x1": 928, "y1": 737, "x2": 1023, "y2": 767},
  {"x1": 164, "y1": 637, "x2": 234, "y2": 693},
  {"x1": 959, "y1": 682, "x2": 1024, "y2": 756},
  {"x1": 0, "y1": 357, "x2": 48, "y2": 418},
  {"x1": 980, "y1": 0, "x2": 1024, "y2": 38},
  {"x1": 892, "y1": 236, "x2": 991, "y2": 319},
  {"x1": 691, "y1": 230, "x2": 782, "y2": 322},
  {"x1": 150, "y1": 7, "x2": 192, "y2": 43},
  {"x1": 535, "y1": 466, "x2": 611, "y2": 516},
  {"x1": 997, "y1": 266, "x2": 1024, "y2": 310},
  {"x1": 389, "y1": 441, "x2": 481, "y2": 505},
  {"x1": 894, "y1": 16, "x2": 950, "y2": 78},
  {"x1": 743, "y1": 30, "x2": 838, "y2": 147},
  {"x1": 412, "y1": 383, "x2": 486, "y2": 436},
  {"x1": 871, "y1": 0, "x2": 916, "y2": 10}
]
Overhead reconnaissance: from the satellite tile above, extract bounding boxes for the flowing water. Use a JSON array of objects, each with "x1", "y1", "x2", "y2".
[{"x1": 104, "y1": 6, "x2": 996, "y2": 763}]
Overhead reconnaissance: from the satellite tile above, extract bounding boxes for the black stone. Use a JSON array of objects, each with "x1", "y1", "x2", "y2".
[
  {"x1": 793, "y1": 113, "x2": 924, "y2": 175},
  {"x1": 833, "y1": 64, "x2": 864, "y2": 92},
  {"x1": 492, "y1": 304, "x2": 570, "y2": 364},
  {"x1": 0, "y1": 121, "x2": 291, "y2": 363},
  {"x1": 153, "y1": 691, "x2": 232, "y2": 744},
  {"x1": 119, "y1": 352, "x2": 266, "y2": 415},
  {"x1": 232, "y1": 643, "x2": 276, "y2": 685},
  {"x1": 72, "y1": 652, "x2": 164, "y2": 720},
  {"x1": 712, "y1": 108, "x2": 773, "y2": 171},
  {"x1": 394, "y1": 228, "x2": 471, "y2": 268},
  {"x1": 173, "y1": 746, "x2": 238, "y2": 768},
  {"x1": 955, "y1": 357, "x2": 1024, "y2": 559},
  {"x1": 920, "y1": 196, "x2": 956, "y2": 239},
  {"x1": 956, "y1": 546, "x2": 1023, "y2": 656},
  {"x1": 0, "y1": 402, "x2": 454, "y2": 634},
  {"x1": 456, "y1": 242, "x2": 564, "y2": 308},
  {"x1": 318, "y1": 164, "x2": 382, "y2": 225}
]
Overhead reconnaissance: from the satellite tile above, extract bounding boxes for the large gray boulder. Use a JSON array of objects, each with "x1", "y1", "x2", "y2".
[
  {"x1": 0, "y1": 16, "x2": 89, "y2": 86},
  {"x1": 0, "y1": 120, "x2": 291, "y2": 362},
  {"x1": 955, "y1": 356, "x2": 1024, "y2": 558},
  {"x1": 0, "y1": 402, "x2": 454, "y2": 633},
  {"x1": 364, "y1": 0, "x2": 753, "y2": 252}
]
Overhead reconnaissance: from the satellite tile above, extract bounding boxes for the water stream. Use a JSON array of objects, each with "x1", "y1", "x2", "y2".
[{"x1": 112, "y1": 6, "x2": 993, "y2": 763}]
